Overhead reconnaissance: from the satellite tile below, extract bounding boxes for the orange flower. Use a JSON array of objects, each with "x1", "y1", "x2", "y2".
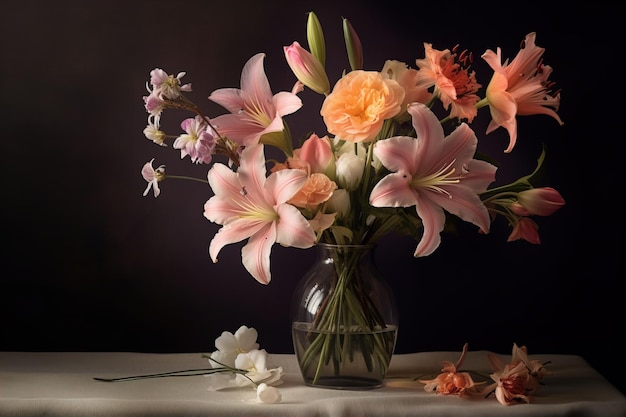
[
  {"x1": 419, "y1": 343, "x2": 484, "y2": 397},
  {"x1": 481, "y1": 32, "x2": 563, "y2": 153},
  {"x1": 288, "y1": 173, "x2": 337, "y2": 209},
  {"x1": 320, "y1": 70, "x2": 404, "y2": 143},
  {"x1": 485, "y1": 343, "x2": 551, "y2": 406},
  {"x1": 415, "y1": 43, "x2": 481, "y2": 122},
  {"x1": 507, "y1": 217, "x2": 540, "y2": 244}
]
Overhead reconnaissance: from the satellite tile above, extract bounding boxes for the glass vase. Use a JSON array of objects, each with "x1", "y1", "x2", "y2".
[{"x1": 290, "y1": 243, "x2": 398, "y2": 389}]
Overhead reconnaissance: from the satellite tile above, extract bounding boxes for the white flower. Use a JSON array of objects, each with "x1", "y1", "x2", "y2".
[
  {"x1": 335, "y1": 152, "x2": 365, "y2": 191},
  {"x1": 256, "y1": 383, "x2": 282, "y2": 403},
  {"x1": 143, "y1": 122, "x2": 167, "y2": 146},
  {"x1": 205, "y1": 349, "x2": 284, "y2": 390},
  {"x1": 208, "y1": 325, "x2": 259, "y2": 368},
  {"x1": 233, "y1": 349, "x2": 284, "y2": 387},
  {"x1": 141, "y1": 159, "x2": 165, "y2": 198}
]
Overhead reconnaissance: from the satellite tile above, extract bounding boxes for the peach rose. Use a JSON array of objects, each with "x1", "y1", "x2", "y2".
[
  {"x1": 320, "y1": 70, "x2": 404, "y2": 143},
  {"x1": 288, "y1": 173, "x2": 337, "y2": 208}
]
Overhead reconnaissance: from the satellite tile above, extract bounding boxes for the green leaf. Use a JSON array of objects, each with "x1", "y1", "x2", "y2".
[{"x1": 259, "y1": 129, "x2": 293, "y2": 156}]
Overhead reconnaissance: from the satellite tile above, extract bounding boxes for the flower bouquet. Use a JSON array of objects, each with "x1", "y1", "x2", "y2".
[{"x1": 141, "y1": 11, "x2": 565, "y2": 388}]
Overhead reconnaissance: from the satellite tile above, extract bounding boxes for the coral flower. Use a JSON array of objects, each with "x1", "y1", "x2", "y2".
[
  {"x1": 414, "y1": 43, "x2": 481, "y2": 122},
  {"x1": 419, "y1": 343, "x2": 483, "y2": 397},
  {"x1": 321, "y1": 70, "x2": 405, "y2": 143},
  {"x1": 370, "y1": 103, "x2": 496, "y2": 257},
  {"x1": 481, "y1": 32, "x2": 563, "y2": 153},
  {"x1": 204, "y1": 144, "x2": 316, "y2": 284},
  {"x1": 209, "y1": 53, "x2": 303, "y2": 147},
  {"x1": 507, "y1": 217, "x2": 541, "y2": 244},
  {"x1": 485, "y1": 343, "x2": 551, "y2": 406},
  {"x1": 288, "y1": 173, "x2": 337, "y2": 209}
]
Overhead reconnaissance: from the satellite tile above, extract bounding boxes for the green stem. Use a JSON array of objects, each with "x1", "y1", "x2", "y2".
[
  {"x1": 93, "y1": 367, "x2": 236, "y2": 382},
  {"x1": 165, "y1": 175, "x2": 209, "y2": 184},
  {"x1": 93, "y1": 356, "x2": 261, "y2": 386},
  {"x1": 299, "y1": 245, "x2": 394, "y2": 384}
]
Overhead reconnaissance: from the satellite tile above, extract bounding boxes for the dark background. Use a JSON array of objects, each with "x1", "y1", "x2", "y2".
[{"x1": 2, "y1": 0, "x2": 623, "y2": 395}]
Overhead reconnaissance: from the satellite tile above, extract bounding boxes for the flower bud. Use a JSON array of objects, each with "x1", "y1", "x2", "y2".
[
  {"x1": 335, "y1": 152, "x2": 364, "y2": 191},
  {"x1": 306, "y1": 11, "x2": 326, "y2": 67},
  {"x1": 343, "y1": 18, "x2": 363, "y2": 71},
  {"x1": 284, "y1": 41, "x2": 330, "y2": 95},
  {"x1": 299, "y1": 134, "x2": 335, "y2": 179},
  {"x1": 513, "y1": 187, "x2": 565, "y2": 216}
]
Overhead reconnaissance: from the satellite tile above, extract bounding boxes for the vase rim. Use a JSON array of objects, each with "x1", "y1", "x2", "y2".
[{"x1": 316, "y1": 242, "x2": 376, "y2": 249}]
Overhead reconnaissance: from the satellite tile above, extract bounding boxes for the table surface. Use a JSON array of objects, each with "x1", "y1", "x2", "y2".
[{"x1": 2, "y1": 351, "x2": 626, "y2": 417}]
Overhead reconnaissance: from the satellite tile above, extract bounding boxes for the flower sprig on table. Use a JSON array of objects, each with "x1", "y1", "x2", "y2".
[
  {"x1": 416, "y1": 343, "x2": 551, "y2": 406},
  {"x1": 94, "y1": 326, "x2": 284, "y2": 404}
]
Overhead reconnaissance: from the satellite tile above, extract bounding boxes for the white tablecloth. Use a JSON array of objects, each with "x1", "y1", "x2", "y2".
[{"x1": 1, "y1": 351, "x2": 625, "y2": 416}]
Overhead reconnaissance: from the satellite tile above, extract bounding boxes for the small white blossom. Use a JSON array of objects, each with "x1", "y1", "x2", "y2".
[
  {"x1": 256, "y1": 383, "x2": 282, "y2": 403},
  {"x1": 143, "y1": 123, "x2": 167, "y2": 146},
  {"x1": 141, "y1": 159, "x2": 165, "y2": 198},
  {"x1": 335, "y1": 152, "x2": 365, "y2": 191}
]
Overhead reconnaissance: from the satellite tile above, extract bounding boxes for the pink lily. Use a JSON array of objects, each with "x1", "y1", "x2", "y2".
[
  {"x1": 208, "y1": 53, "x2": 303, "y2": 147},
  {"x1": 481, "y1": 32, "x2": 563, "y2": 153},
  {"x1": 369, "y1": 103, "x2": 496, "y2": 257},
  {"x1": 204, "y1": 144, "x2": 316, "y2": 284}
]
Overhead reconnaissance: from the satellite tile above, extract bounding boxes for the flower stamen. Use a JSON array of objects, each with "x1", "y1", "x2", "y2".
[{"x1": 411, "y1": 159, "x2": 460, "y2": 197}]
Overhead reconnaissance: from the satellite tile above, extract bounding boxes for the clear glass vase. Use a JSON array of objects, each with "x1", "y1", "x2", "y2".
[{"x1": 290, "y1": 243, "x2": 398, "y2": 389}]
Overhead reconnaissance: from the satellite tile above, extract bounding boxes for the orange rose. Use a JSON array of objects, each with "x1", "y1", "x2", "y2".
[
  {"x1": 288, "y1": 173, "x2": 337, "y2": 208},
  {"x1": 320, "y1": 70, "x2": 404, "y2": 143}
]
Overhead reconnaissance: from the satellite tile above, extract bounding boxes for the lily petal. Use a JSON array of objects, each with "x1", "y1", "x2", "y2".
[{"x1": 370, "y1": 103, "x2": 496, "y2": 257}]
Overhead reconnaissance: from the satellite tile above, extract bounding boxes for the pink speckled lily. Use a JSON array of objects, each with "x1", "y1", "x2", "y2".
[
  {"x1": 369, "y1": 103, "x2": 497, "y2": 257},
  {"x1": 208, "y1": 53, "x2": 302, "y2": 148},
  {"x1": 204, "y1": 144, "x2": 316, "y2": 284}
]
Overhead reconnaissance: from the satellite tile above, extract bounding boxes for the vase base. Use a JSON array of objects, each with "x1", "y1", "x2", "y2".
[{"x1": 303, "y1": 376, "x2": 383, "y2": 390}]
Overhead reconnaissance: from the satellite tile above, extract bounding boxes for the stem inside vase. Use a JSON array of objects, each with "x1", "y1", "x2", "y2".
[{"x1": 291, "y1": 243, "x2": 398, "y2": 389}]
